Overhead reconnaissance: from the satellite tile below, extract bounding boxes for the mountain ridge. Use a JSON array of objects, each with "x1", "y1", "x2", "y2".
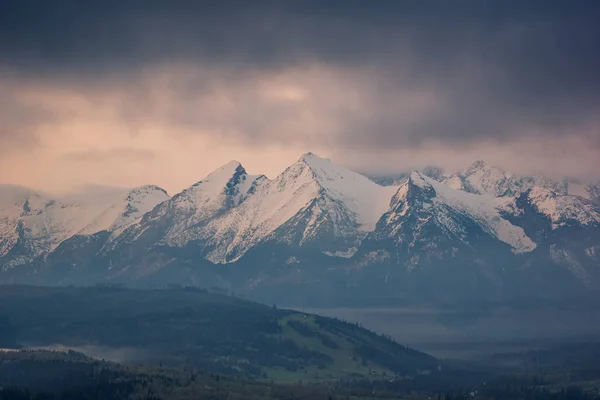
[{"x1": 1, "y1": 153, "x2": 599, "y2": 306}]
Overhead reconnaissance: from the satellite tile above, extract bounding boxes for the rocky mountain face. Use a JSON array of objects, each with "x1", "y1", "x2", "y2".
[{"x1": 1, "y1": 155, "x2": 599, "y2": 306}]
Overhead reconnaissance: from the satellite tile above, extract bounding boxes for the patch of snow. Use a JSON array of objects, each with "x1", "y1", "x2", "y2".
[
  {"x1": 585, "y1": 246, "x2": 599, "y2": 260},
  {"x1": 285, "y1": 256, "x2": 300, "y2": 265},
  {"x1": 443, "y1": 175, "x2": 466, "y2": 192},
  {"x1": 358, "y1": 250, "x2": 391, "y2": 268},
  {"x1": 324, "y1": 247, "x2": 358, "y2": 258}
]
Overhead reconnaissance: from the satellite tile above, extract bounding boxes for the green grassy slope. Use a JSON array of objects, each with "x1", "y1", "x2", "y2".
[{"x1": 0, "y1": 285, "x2": 437, "y2": 381}]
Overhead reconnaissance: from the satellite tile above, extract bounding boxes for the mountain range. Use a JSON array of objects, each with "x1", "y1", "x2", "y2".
[{"x1": 1, "y1": 153, "x2": 599, "y2": 306}]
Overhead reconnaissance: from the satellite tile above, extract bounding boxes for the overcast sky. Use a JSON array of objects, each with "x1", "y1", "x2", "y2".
[{"x1": 1, "y1": 1, "x2": 599, "y2": 194}]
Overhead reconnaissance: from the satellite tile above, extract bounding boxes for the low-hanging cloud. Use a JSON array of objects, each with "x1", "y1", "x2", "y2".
[{"x1": 0, "y1": 1, "x2": 599, "y2": 191}]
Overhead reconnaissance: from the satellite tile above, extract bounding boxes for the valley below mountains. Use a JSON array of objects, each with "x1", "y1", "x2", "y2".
[{"x1": 1, "y1": 153, "x2": 599, "y2": 307}]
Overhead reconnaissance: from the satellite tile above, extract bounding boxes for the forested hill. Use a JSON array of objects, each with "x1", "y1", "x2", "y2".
[
  {"x1": 0, "y1": 285, "x2": 436, "y2": 381},
  {"x1": 0, "y1": 350, "x2": 404, "y2": 400}
]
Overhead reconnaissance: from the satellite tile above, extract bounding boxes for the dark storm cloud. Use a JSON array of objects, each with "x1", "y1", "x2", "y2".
[{"x1": 1, "y1": 0, "x2": 599, "y2": 149}]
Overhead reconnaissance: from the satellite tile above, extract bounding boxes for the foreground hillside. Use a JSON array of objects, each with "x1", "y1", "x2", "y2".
[
  {"x1": 3, "y1": 342, "x2": 600, "y2": 400},
  {"x1": 0, "y1": 285, "x2": 436, "y2": 381},
  {"x1": 0, "y1": 350, "x2": 395, "y2": 400}
]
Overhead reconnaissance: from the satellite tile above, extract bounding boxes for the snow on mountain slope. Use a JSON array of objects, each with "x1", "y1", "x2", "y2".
[
  {"x1": 177, "y1": 161, "x2": 262, "y2": 214},
  {"x1": 297, "y1": 153, "x2": 397, "y2": 232},
  {"x1": 442, "y1": 161, "x2": 523, "y2": 197},
  {"x1": 176, "y1": 153, "x2": 398, "y2": 263},
  {"x1": 385, "y1": 171, "x2": 536, "y2": 254},
  {"x1": 154, "y1": 161, "x2": 265, "y2": 245},
  {"x1": 442, "y1": 161, "x2": 567, "y2": 198},
  {"x1": 0, "y1": 184, "x2": 161, "y2": 268},
  {"x1": 106, "y1": 161, "x2": 266, "y2": 255},
  {"x1": 523, "y1": 175, "x2": 568, "y2": 195},
  {"x1": 0, "y1": 194, "x2": 110, "y2": 268},
  {"x1": 79, "y1": 185, "x2": 170, "y2": 237},
  {"x1": 0, "y1": 185, "x2": 38, "y2": 258},
  {"x1": 443, "y1": 174, "x2": 468, "y2": 192},
  {"x1": 0, "y1": 191, "x2": 88, "y2": 261},
  {"x1": 513, "y1": 187, "x2": 600, "y2": 229},
  {"x1": 173, "y1": 161, "x2": 263, "y2": 213}
]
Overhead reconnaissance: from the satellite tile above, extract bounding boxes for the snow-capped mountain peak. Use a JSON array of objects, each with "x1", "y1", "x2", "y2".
[
  {"x1": 442, "y1": 160, "x2": 570, "y2": 198},
  {"x1": 126, "y1": 152, "x2": 399, "y2": 264},
  {"x1": 0, "y1": 187, "x2": 43, "y2": 259},
  {"x1": 293, "y1": 152, "x2": 397, "y2": 231},
  {"x1": 0, "y1": 190, "x2": 115, "y2": 266},
  {"x1": 298, "y1": 151, "x2": 327, "y2": 162},
  {"x1": 110, "y1": 161, "x2": 268, "y2": 253},
  {"x1": 79, "y1": 184, "x2": 170, "y2": 237},
  {"x1": 386, "y1": 170, "x2": 537, "y2": 254},
  {"x1": 189, "y1": 153, "x2": 397, "y2": 262},
  {"x1": 521, "y1": 186, "x2": 600, "y2": 229},
  {"x1": 456, "y1": 161, "x2": 519, "y2": 197},
  {"x1": 464, "y1": 160, "x2": 491, "y2": 174},
  {"x1": 171, "y1": 161, "x2": 264, "y2": 214}
]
